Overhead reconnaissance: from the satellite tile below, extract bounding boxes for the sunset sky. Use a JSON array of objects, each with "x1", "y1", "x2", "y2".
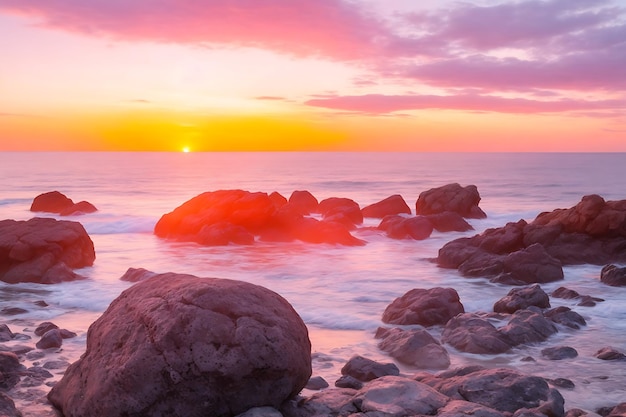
[{"x1": 1, "y1": 0, "x2": 625, "y2": 151}]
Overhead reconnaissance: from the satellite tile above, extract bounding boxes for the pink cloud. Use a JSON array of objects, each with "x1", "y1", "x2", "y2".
[
  {"x1": 305, "y1": 93, "x2": 626, "y2": 114},
  {"x1": 0, "y1": 0, "x2": 387, "y2": 60}
]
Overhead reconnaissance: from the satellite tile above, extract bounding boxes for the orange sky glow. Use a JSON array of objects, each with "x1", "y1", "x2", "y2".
[{"x1": 1, "y1": 0, "x2": 625, "y2": 151}]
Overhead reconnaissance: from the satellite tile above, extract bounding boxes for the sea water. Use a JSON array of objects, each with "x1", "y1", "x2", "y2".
[{"x1": 1, "y1": 152, "x2": 625, "y2": 414}]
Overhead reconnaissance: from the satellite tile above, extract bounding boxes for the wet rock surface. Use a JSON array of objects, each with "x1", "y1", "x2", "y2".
[{"x1": 382, "y1": 287, "x2": 464, "y2": 326}]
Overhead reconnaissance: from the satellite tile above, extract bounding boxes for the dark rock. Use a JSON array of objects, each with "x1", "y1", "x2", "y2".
[
  {"x1": 382, "y1": 287, "x2": 464, "y2": 326},
  {"x1": 281, "y1": 388, "x2": 358, "y2": 417},
  {"x1": 0, "y1": 392, "x2": 22, "y2": 417},
  {"x1": 4, "y1": 345, "x2": 32, "y2": 356},
  {"x1": 0, "y1": 217, "x2": 95, "y2": 284},
  {"x1": 499, "y1": 309, "x2": 558, "y2": 346},
  {"x1": 26, "y1": 366, "x2": 53, "y2": 379},
  {"x1": 34, "y1": 322, "x2": 59, "y2": 337},
  {"x1": 416, "y1": 183, "x2": 486, "y2": 219},
  {"x1": 404, "y1": 216, "x2": 435, "y2": 240},
  {"x1": 501, "y1": 244, "x2": 564, "y2": 284},
  {"x1": 30, "y1": 191, "x2": 74, "y2": 213},
  {"x1": 437, "y1": 400, "x2": 505, "y2": 417},
  {"x1": 236, "y1": 406, "x2": 283, "y2": 417},
  {"x1": 442, "y1": 313, "x2": 512, "y2": 354},
  {"x1": 0, "y1": 351, "x2": 23, "y2": 390},
  {"x1": 595, "y1": 347, "x2": 626, "y2": 361},
  {"x1": 288, "y1": 190, "x2": 319, "y2": 214},
  {"x1": 36, "y1": 329, "x2": 63, "y2": 349},
  {"x1": 60, "y1": 200, "x2": 98, "y2": 216},
  {"x1": 305, "y1": 376, "x2": 329, "y2": 391},
  {"x1": 565, "y1": 408, "x2": 589, "y2": 417},
  {"x1": 362, "y1": 195, "x2": 411, "y2": 218},
  {"x1": 340, "y1": 355, "x2": 399, "y2": 382},
  {"x1": 119, "y1": 267, "x2": 158, "y2": 282},
  {"x1": 541, "y1": 346, "x2": 578, "y2": 360},
  {"x1": 602, "y1": 403, "x2": 626, "y2": 417},
  {"x1": 545, "y1": 307, "x2": 586, "y2": 329},
  {"x1": 548, "y1": 378, "x2": 575, "y2": 389},
  {"x1": 43, "y1": 360, "x2": 70, "y2": 370},
  {"x1": 59, "y1": 329, "x2": 77, "y2": 339},
  {"x1": 600, "y1": 264, "x2": 626, "y2": 287},
  {"x1": 48, "y1": 273, "x2": 312, "y2": 417},
  {"x1": 334, "y1": 375, "x2": 363, "y2": 390},
  {"x1": 378, "y1": 328, "x2": 450, "y2": 369},
  {"x1": 493, "y1": 284, "x2": 550, "y2": 314},
  {"x1": 551, "y1": 287, "x2": 580, "y2": 299},
  {"x1": 426, "y1": 211, "x2": 474, "y2": 232},
  {"x1": 0, "y1": 325, "x2": 14, "y2": 342},
  {"x1": 353, "y1": 375, "x2": 448, "y2": 416}
]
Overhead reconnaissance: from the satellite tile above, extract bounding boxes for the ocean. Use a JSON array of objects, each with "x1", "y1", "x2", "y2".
[{"x1": 1, "y1": 152, "x2": 625, "y2": 414}]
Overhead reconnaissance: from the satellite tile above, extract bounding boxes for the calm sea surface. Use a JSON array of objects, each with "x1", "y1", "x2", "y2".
[{"x1": 1, "y1": 152, "x2": 626, "y2": 413}]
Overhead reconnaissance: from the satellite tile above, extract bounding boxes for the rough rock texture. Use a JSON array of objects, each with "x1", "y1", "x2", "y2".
[
  {"x1": 499, "y1": 309, "x2": 558, "y2": 346},
  {"x1": 362, "y1": 195, "x2": 411, "y2": 218},
  {"x1": 340, "y1": 355, "x2": 399, "y2": 382},
  {"x1": 442, "y1": 313, "x2": 513, "y2": 354},
  {"x1": 119, "y1": 267, "x2": 159, "y2": 282},
  {"x1": 382, "y1": 287, "x2": 464, "y2": 326},
  {"x1": 154, "y1": 189, "x2": 364, "y2": 246},
  {"x1": 0, "y1": 217, "x2": 95, "y2": 284},
  {"x1": 600, "y1": 264, "x2": 626, "y2": 287},
  {"x1": 377, "y1": 328, "x2": 450, "y2": 369},
  {"x1": 437, "y1": 195, "x2": 626, "y2": 283},
  {"x1": 427, "y1": 212, "x2": 474, "y2": 233},
  {"x1": 415, "y1": 183, "x2": 487, "y2": 219},
  {"x1": 493, "y1": 285, "x2": 550, "y2": 314},
  {"x1": 30, "y1": 191, "x2": 97, "y2": 215},
  {"x1": 48, "y1": 273, "x2": 312, "y2": 417},
  {"x1": 545, "y1": 307, "x2": 586, "y2": 329},
  {"x1": 595, "y1": 346, "x2": 626, "y2": 361},
  {"x1": 0, "y1": 351, "x2": 23, "y2": 390}
]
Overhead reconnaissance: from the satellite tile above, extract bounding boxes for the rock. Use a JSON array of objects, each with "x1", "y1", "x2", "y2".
[
  {"x1": 442, "y1": 313, "x2": 512, "y2": 354},
  {"x1": 602, "y1": 403, "x2": 626, "y2": 417},
  {"x1": 362, "y1": 195, "x2": 411, "y2": 218},
  {"x1": 34, "y1": 322, "x2": 59, "y2": 337},
  {"x1": 382, "y1": 287, "x2": 464, "y2": 326},
  {"x1": 541, "y1": 346, "x2": 578, "y2": 360},
  {"x1": 155, "y1": 189, "x2": 364, "y2": 246},
  {"x1": 431, "y1": 367, "x2": 563, "y2": 415},
  {"x1": 282, "y1": 388, "x2": 358, "y2": 417},
  {"x1": 416, "y1": 183, "x2": 486, "y2": 219},
  {"x1": 268, "y1": 192, "x2": 288, "y2": 209},
  {"x1": 551, "y1": 287, "x2": 580, "y2": 299},
  {"x1": 36, "y1": 329, "x2": 63, "y2": 349},
  {"x1": 305, "y1": 376, "x2": 329, "y2": 390},
  {"x1": 0, "y1": 217, "x2": 95, "y2": 284},
  {"x1": 548, "y1": 378, "x2": 575, "y2": 389},
  {"x1": 437, "y1": 400, "x2": 505, "y2": 417},
  {"x1": 545, "y1": 307, "x2": 586, "y2": 329},
  {"x1": 0, "y1": 325, "x2": 14, "y2": 342},
  {"x1": 1, "y1": 307, "x2": 28, "y2": 316},
  {"x1": 288, "y1": 190, "x2": 319, "y2": 214},
  {"x1": 0, "y1": 392, "x2": 22, "y2": 417},
  {"x1": 30, "y1": 191, "x2": 74, "y2": 213},
  {"x1": 353, "y1": 375, "x2": 449, "y2": 416},
  {"x1": 119, "y1": 267, "x2": 158, "y2": 282},
  {"x1": 0, "y1": 351, "x2": 23, "y2": 390},
  {"x1": 380, "y1": 215, "x2": 435, "y2": 240},
  {"x1": 378, "y1": 328, "x2": 450, "y2": 369},
  {"x1": 600, "y1": 264, "x2": 626, "y2": 287},
  {"x1": 426, "y1": 212, "x2": 474, "y2": 233},
  {"x1": 30, "y1": 191, "x2": 97, "y2": 215},
  {"x1": 47, "y1": 273, "x2": 312, "y2": 417},
  {"x1": 595, "y1": 347, "x2": 626, "y2": 361},
  {"x1": 318, "y1": 197, "x2": 363, "y2": 226},
  {"x1": 340, "y1": 355, "x2": 399, "y2": 382},
  {"x1": 501, "y1": 244, "x2": 564, "y2": 284},
  {"x1": 493, "y1": 284, "x2": 550, "y2": 314},
  {"x1": 334, "y1": 375, "x2": 363, "y2": 390},
  {"x1": 236, "y1": 406, "x2": 283, "y2": 417},
  {"x1": 499, "y1": 309, "x2": 558, "y2": 346}
]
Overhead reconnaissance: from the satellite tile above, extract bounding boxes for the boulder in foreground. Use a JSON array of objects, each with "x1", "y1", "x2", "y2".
[
  {"x1": 0, "y1": 217, "x2": 95, "y2": 284},
  {"x1": 48, "y1": 272, "x2": 312, "y2": 417}
]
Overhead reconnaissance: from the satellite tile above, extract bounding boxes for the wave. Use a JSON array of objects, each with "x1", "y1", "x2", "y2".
[{"x1": 81, "y1": 216, "x2": 157, "y2": 235}]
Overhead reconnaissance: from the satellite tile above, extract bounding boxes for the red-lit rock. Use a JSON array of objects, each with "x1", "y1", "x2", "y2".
[
  {"x1": 416, "y1": 183, "x2": 486, "y2": 219},
  {"x1": 362, "y1": 195, "x2": 411, "y2": 218},
  {"x1": 31, "y1": 191, "x2": 97, "y2": 215},
  {"x1": 0, "y1": 218, "x2": 94, "y2": 284}
]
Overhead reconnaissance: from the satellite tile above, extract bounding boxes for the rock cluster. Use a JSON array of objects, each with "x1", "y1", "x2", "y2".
[
  {"x1": 30, "y1": 191, "x2": 97, "y2": 216},
  {"x1": 48, "y1": 273, "x2": 312, "y2": 417},
  {"x1": 0, "y1": 218, "x2": 95, "y2": 284}
]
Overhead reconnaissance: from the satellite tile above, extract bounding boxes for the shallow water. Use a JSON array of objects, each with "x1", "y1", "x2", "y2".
[{"x1": 1, "y1": 152, "x2": 626, "y2": 414}]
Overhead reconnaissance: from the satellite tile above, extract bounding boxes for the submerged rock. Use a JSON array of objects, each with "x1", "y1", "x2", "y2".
[
  {"x1": 48, "y1": 272, "x2": 312, "y2": 417},
  {"x1": 0, "y1": 217, "x2": 95, "y2": 284},
  {"x1": 30, "y1": 191, "x2": 97, "y2": 215}
]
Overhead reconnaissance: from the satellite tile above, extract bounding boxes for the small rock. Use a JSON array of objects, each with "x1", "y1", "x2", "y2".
[
  {"x1": 305, "y1": 376, "x2": 329, "y2": 390},
  {"x1": 0, "y1": 325, "x2": 15, "y2": 342},
  {"x1": 595, "y1": 347, "x2": 626, "y2": 361},
  {"x1": 600, "y1": 265, "x2": 626, "y2": 287},
  {"x1": 541, "y1": 346, "x2": 578, "y2": 360},
  {"x1": 545, "y1": 306, "x2": 586, "y2": 329},
  {"x1": 340, "y1": 355, "x2": 399, "y2": 382},
  {"x1": 36, "y1": 329, "x2": 63, "y2": 349},
  {"x1": 1, "y1": 307, "x2": 28, "y2": 316},
  {"x1": 235, "y1": 407, "x2": 283, "y2": 417},
  {"x1": 43, "y1": 360, "x2": 70, "y2": 370},
  {"x1": 382, "y1": 287, "x2": 464, "y2": 326},
  {"x1": 35, "y1": 322, "x2": 59, "y2": 337},
  {"x1": 334, "y1": 375, "x2": 363, "y2": 390},
  {"x1": 493, "y1": 284, "x2": 550, "y2": 314}
]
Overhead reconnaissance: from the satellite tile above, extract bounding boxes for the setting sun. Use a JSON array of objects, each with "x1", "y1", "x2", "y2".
[{"x1": 182, "y1": 146, "x2": 190, "y2": 153}]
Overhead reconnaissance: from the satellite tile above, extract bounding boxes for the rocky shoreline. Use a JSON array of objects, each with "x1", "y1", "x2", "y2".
[{"x1": 2, "y1": 186, "x2": 626, "y2": 416}]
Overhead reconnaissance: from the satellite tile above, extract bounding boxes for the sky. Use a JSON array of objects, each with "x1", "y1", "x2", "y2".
[{"x1": 0, "y1": 0, "x2": 625, "y2": 151}]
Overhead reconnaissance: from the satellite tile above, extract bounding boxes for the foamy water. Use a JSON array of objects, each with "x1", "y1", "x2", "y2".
[{"x1": 1, "y1": 152, "x2": 626, "y2": 414}]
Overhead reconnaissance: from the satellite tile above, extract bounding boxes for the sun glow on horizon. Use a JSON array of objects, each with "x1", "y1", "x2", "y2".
[{"x1": 182, "y1": 146, "x2": 190, "y2": 153}]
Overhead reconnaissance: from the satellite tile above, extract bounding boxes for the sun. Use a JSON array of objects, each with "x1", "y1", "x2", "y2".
[{"x1": 182, "y1": 146, "x2": 190, "y2": 153}]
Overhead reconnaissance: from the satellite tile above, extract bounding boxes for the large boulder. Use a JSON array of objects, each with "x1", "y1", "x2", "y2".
[
  {"x1": 30, "y1": 191, "x2": 97, "y2": 215},
  {"x1": 416, "y1": 183, "x2": 486, "y2": 219},
  {"x1": 0, "y1": 218, "x2": 95, "y2": 284},
  {"x1": 362, "y1": 195, "x2": 411, "y2": 218},
  {"x1": 48, "y1": 273, "x2": 312, "y2": 417},
  {"x1": 382, "y1": 287, "x2": 464, "y2": 326},
  {"x1": 155, "y1": 189, "x2": 364, "y2": 246}
]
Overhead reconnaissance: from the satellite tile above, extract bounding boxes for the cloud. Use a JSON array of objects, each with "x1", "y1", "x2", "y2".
[
  {"x1": 0, "y1": 0, "x2": 388, "y2": 60},
  {"x1": 305, "y1": 93, "x2": 626, "y2": 114}
]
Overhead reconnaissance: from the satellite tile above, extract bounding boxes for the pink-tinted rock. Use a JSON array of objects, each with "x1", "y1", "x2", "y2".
[
  {"x1": 382, "y1": 287, "x2": 464, "y2": 326},
  {"x1": 541, "y1": 346, "x2": 578, "y2": 360},
  {"x1": 493, "y1": 284, "x2": 550, "y2": 314},
  {"x1": 378, "y1": 215, "x2": 434, "y2": 240},
  {"x1": 268, "y1": 191, "x2": 288, "y2": 208},
  {"x1": 501, "y1": 244, "x2": 564, "y2": 284},
  {"x1": 416, "y1": 183, "x2": 486, "y2": 219},
  {"x1": 600, "y1": 264, "x2": 626, "y2": 287},
  {"x1": 499, "y1": 309, "x2": 557, "y2": 346},
  {"x1": 0, "y1": 392, "x2": 21, "y2": 417},
  {"x1": 30, "y1": 191, "x2": 74, "y2": 213},
  {"x1": 60, "y1": 201, "x2": 98, "y2": 216},
  {"x1": 34, "y1": 322, "x2": 59, "y2": 337},
  {"x1": 426, "y1": 212, "x2": 474, "y2": 232},
  {"x1": 437, "y1": 400, "x2": 505, "y2": 417},
  {"x1": 545, "y1": 306, "x2": 586, "y2": 329},
  {"x1": 340, "y1": 355, "x2": 399, "y2": 382},
  {"x1": 362, "y1": 194, "x2": 411, "y2": 218},
  {"x1": 48, "y1": 273, "x2": 312, "y2": 417},
  {"x1": 318, "y1": 197, "x2": 363, "y2": 226},
  {"x1": 0, "y1": 351, "x2": 23, "y2": 390},
  {"x1": 119, "y1": 267, "x2": 158, "y2": 283},
  {"x1": 442, "y1": 313, "x2": 513, "y2": 354},
  {"x1": 36, "y1": 329, "x2": 63, "y2": 349},
  {"x1": 595, "y1": 346, "x2": 626, "y2": 361},
  {"x1": 0, "y1": 218, "x2": 95, "y2": 284},
  {"x1": 377, "y1": 328, "x2": 450, "y2": 369},
  {"x1": 288, "y1": 190, "x2": 319, "y2": 214}
]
